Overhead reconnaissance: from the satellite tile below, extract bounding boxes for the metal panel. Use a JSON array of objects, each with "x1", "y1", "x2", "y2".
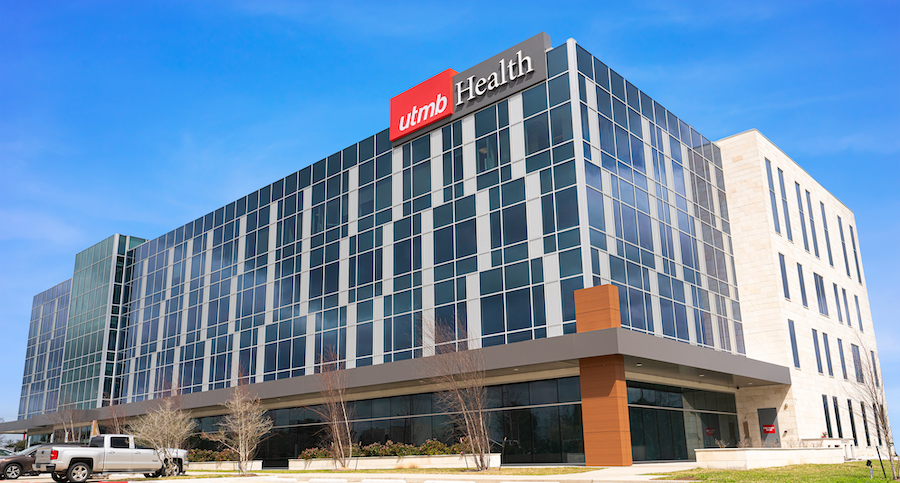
[
  {"x1": 451, "y1": 32, "x2": 551, "y2": 120},
  {"x1": 757, "y1": 407, "x2": 781, "y2": 447}
]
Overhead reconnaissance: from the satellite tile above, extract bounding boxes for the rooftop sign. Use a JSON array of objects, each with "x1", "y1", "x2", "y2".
[{"x1": 389, "y1": 32, "x2": 551, "y2": 143}]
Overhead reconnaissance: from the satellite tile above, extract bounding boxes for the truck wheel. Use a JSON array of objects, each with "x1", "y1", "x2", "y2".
[
  {"x1": 66, "y1": 462, "x2": 91, "y2": 483},
  {"x1": 51, "y1": 472, "x2": 68, "y2": 482},
  {"x1": 4, "y1": 464, "x2": 22, "y2": 480}
]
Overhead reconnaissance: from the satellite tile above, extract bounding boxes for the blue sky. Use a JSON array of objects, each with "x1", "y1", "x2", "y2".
[{"x1": 1, "y1": 0, "x2": 897, "y2": 433}]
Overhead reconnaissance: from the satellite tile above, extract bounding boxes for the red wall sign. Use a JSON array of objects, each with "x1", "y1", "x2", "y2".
[
  {"x1": 389, "y1": 69, "x2": 457, "y2": 142},
  {"x1": 763, "y1": 425, "x2": 776, "y2": 434},
  {"x1": 705, "y1": 428, "x2": 717, "y2": 436}
]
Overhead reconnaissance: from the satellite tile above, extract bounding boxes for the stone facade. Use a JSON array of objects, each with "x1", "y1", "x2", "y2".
[{"x1": 719, "y1": 129, "x2": 887, "y2": 457}]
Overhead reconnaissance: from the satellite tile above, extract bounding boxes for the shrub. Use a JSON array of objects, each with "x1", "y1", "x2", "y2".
[
  {"x1": 386, "y1": 441, "x2": 418, "y2": 456},
  {"x1": 299, "y1": 447, "x2": 330, "y2": 460},
  {"x1": 418, "y1": 439, "x2": 451, "y2": 455},
  {"x1": 359, "y1": 442, "x2": 389, "y2": 457},
  {"x1": 299, "y1": 439, "x2": 458, "y2": 459}
]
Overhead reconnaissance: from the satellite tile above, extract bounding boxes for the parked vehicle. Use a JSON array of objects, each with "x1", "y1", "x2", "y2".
[
  {"x1": 34, "y1": 435, "x2": 187, "y2": 483},
  {"x1": 0, "y1": 445, "x2": 44, "y2": 479}
]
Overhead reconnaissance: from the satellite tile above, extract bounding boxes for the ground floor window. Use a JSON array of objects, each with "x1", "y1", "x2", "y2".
[
  {"x1": 627, "y1": 381, "x2": 738, "y2": 461},
  {"x1": 197, "y1": 376, "x2": 585, "y2": 466},
  {"x1": 190, "y1": 377, "x2": 738, "y2": 465}
]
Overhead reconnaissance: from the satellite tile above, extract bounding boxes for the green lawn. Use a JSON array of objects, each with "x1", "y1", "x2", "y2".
[{"x1": 657, "y1": 461, "x2": 894, "y2": 482}]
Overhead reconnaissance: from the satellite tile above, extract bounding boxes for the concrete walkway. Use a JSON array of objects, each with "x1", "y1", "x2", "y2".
[
  {"x1": 183, "y1": 462, "x2": 702, "y2": 483},
  {"x1": 12, "y1": 463, "x2": 702, "y2": 483}
]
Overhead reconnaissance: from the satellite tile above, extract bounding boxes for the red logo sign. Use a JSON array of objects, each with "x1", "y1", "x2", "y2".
[
  {"x1": 763, "y1": 425, "x2": 776, "y2": 434},
  {"x1": 389, "y1": 69, "x2": 457, "y2": 142},
  {"x1": 705, "y1": 428, "x2": 717, "y2": 436}
]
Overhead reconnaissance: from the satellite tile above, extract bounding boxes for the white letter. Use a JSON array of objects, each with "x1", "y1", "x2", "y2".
[
  {"x1": 419, "y1": 101, "x2": 436, "y2": 123},
  {"x1": 475, "y1": 77, "x2": 487, "y2": 96},
  {"x1": 517, "y1": 50, "x2": 533, "y2": 76},
  {"x1": 399, "y1": 114, "x2": 410, "y2": 131},
  {"x1": 410, "y1": 106, "x2": 419, "y2": 126},
  {"x1": 436, "y1": 93, "x2": 447, "y2": 114},
  {"x1": 486, "y1": 72, "x2": 499, "y2": 90},
  {"x1": 456, "y1": 76, "x2": 475, "y2": 105}
]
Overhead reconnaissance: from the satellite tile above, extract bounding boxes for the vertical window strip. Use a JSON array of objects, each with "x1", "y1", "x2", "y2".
[
  {"x1": 795, "y1": 183, "x2": 809, "y2": 251},
  {"x1": 851, "y1": 344, "x2": 863, "y2": 383},
  {"x1": 874, "y1": 403, "x2": 882, "y2": 446},
  {"x1": 847, "y1": 399, "x2": 858, "y2": 447},
  {"x1": 837, "y1": 216, "x2": 850, "y2": 277},
  {"x1": 797, "y1": 264, "x2": 808, "y2": 307},
  {"x1": 838, "y1": 338, "x2": 847, "y2": 379},
  {"x1": 832, "y1": 396, "x2": 843, "y2": 438},
  {"x1": 813, "y1": 273, "x2": 828, "y2": 316},
  {"x1": 871, "y1": 351, "x2": 879, "y2": 388},
  {"x1": 788, "y1": 320, "x2": 800, "y2": 369},
  {"x1": 849, "y1": 226, "x2": 862, "y2": 283},
  {"x1": 821, "y1": 202, "x2": 833, "y2": 266},
  {"x1": 777, "y1": 169, "x2": 793, "y2": 241},
  {"x1": 842, "y1": 289, "x2": 851, "y2": 326},
  {"x1": 765, "y1": 160, "x2": 781, "y2": 234},
  {"x1": 833, "y1": 284, "x2": 843, "y2": 323},
  {"x1": 861, "y1": 403, "x2": 871, "y2": 446},
  {"x1": 779, "y1": 253, "x2": 790, "y2": 300},
  {"x1": 813, "y1": 329, "x2": 823, "y2": 374},
  {"x1": 806, "y1": 191, "x2": 819, "y2": 257},
  {"x1": 823, "y1": 333, "x2": 833, "y2": 376},
  {"x1": 822, "y1": 394, "x2": 833, "y2": 438},
  {"x1": 854, "y1": 295, "x2": 863, "y2": 332}
]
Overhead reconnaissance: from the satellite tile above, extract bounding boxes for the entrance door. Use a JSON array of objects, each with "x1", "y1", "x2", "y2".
[{"x1": 757, "y1": 408, "x2": 781, "y2": 447}]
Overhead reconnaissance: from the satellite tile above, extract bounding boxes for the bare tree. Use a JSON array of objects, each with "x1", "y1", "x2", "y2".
[
  {"x1": 202, "y1": 380, "x2": 273, "y2": 475},
  {"x1": 127, "y1": 391, "x2": 195, "y2": 476},
  {"x1": 49, "y1": 394, "x2": 86, "y2": 443},
  {"x1": 101, "y1": 392, "x2": 128, "y2": 435},
  {"x1": 852, "y1": 336, "x2": 897, "y2": 479},
  {"x1": 423, "y1": 313, "x2": 492, "y2": 471},
  {"x1": 308, "y1": 349, "x2": 353, "y2": 468}
]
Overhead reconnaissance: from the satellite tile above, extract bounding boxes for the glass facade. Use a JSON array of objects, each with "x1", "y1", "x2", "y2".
[
  {"x1": 192, "y1": 376, "x2": 735, "y2": 464},
  {"x1": 234, "y1": 376, "x2": 586, "y2": 466},
  {"x1": 18, "y1": 37, "x2": 751, "y2": 464},
  {"x1": 18, "y1": 279, "x2": 71, "y2": 419},
  {"x1": 58, "y1": 235, "x2": 146, "y2": 410},
  {"x1": 576, "y1": 43, "x2": 743, "y2": 352},
  {"x1": 627, "y1": 381, "x2": 737, "y2": 461},
  {"x1": 66, "y1": 41, "x2": 742, "y2": 409}
]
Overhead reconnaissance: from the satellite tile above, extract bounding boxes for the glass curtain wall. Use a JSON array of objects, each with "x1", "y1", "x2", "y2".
[
  {"x1": 197, "y1": 376, "x2": 585, "y2": 465},
  {"x1": 627, "y1": 381, "x2": 738, "y2": 461}
]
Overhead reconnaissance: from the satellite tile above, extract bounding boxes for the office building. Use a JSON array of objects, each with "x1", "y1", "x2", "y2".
[
  {"x1": 718, "y1": 130, "x2": 885, "y2": 455},
  {"x1": 4, "y1": 33, "x2": 888, "y2": 466}
]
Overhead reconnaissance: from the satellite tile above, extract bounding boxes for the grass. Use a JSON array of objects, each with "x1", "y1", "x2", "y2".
[
  {"x1": 655, "y1": 460, "x2": 893, "y2": 482},
  {"x1": 131, "y1": 476, "x2": 250, "y2": 480},
  {"x1": 184, "y1": 467, "x2": 598, "y2": 476}
]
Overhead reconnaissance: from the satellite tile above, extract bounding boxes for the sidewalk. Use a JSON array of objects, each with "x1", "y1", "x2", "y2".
[{"x1": 157, "y1": 462, "x2": 701, "y2": 483}]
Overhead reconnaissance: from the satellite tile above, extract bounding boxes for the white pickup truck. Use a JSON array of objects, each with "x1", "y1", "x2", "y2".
[{"x1": 34, "y1": 434, "x2": 188, "y2": 483}]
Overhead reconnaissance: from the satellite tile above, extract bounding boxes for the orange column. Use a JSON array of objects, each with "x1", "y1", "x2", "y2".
[
  {"x1": 575, "y1": 285, "x2": 632, "y2": 466},
  {"x1": 574, "y1": 284, "x2": 621, "y2": 332}
]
